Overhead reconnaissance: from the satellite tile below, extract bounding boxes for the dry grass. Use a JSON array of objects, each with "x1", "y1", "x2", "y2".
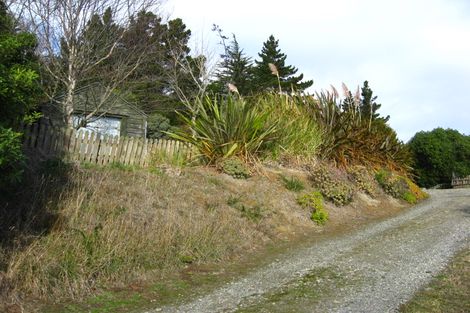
[
  {"x1": 0, "y1": 160, "x2": 423, "y2": 312},
  {"x1": 0, "y1": 163, "x2": 314, "y2": 305}
]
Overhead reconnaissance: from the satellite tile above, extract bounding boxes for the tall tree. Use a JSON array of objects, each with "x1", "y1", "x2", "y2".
[
  {"x1": 212, "y1": 34, "x2": 254, "y2": 96},
  {"x1": 0, "y1": 0, "x2": 39, "y2": 128},
  {"x1": 0, "y1": 0, "x2": 40, "y2": 187},
  {"x1": 408, "y1": 128, "x2": 470, "y2": 187},
  {"x1": 360, "y1": 80, "x2": 389, "y2": 123},
  {"x1": 12, "y1": 0, "x2": 162, "y2": 127},
  {"x1": 253, "y1": 35, "x2": 313, "y2": 93}
]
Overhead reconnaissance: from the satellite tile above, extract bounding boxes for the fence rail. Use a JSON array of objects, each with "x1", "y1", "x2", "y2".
[
  {"x1": 21, "y1": 123, "x2": 194, "y2": 167},
  {"x1": 451, "y1": 176, "x2": 470, "y2": 188}
]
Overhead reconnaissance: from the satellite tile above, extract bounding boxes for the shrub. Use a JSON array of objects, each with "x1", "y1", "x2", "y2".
[
  {"x1": 408, "y1": 128, "x2": 470, "y2": 188},
  {"x1": 218, "y1": 157, "x2": 250, "y2": 179},
  {"x1": 376, "y1": 169, "x2": 428, "y2": 203},
  {"x1": 257, "y1": 93, "x2": 323, "y2": 161},
  {"x1": 310, "y1": 87, "x2": 410, "y2": 172},
  {"x1": 402, "y1": 191, "x2": 417, "y2": 204},
  {"x1": 0, "y1": 127, "x2": 25, "y2": 188},
  {"x1": 348, "y1": 166, "x2": 377, "y2": 196},
  {"x1": 169, "y1": 95, "x2": 277, "y2": 163},
  {"x1": 309, "y1": 165, "x2": 353, "y2": 206},
  {"x1": 147, "y1": 113, "x2": 171, "y2": 139},
  {"x1": 297, "y1": 191, "x2": 328, "y2": 225},
  {"x1": 280, "y1": 175, "x2": 305, "y2": 192}
]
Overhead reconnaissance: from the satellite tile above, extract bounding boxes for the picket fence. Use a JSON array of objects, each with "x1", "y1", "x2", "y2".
[
  {"x1": 21, "y1": 123, "x2": 194, "y2": 167},
  {"x1": 451, "y1": 175, "x2": 470, "y2": 188}
]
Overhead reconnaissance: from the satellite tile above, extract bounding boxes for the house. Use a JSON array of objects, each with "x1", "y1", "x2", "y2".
[{"x1": 44, "y1": 84, "x2": 147, "y2": 138}]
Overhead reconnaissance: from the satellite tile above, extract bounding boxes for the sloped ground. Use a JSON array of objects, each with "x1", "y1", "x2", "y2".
[
  {"x1": 147, "y1": 188, "x2": 470, "y2": 313},
  {"x1": 1, "y1": 163, "x2": 412, "y2": 313}
]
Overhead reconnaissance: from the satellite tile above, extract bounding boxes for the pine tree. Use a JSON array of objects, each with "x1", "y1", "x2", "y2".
[
  {"x1": 253, "y1": 35, "x2": 313, "y2": 93},
  {"x1": 360, "y1": 81, "x2": 389, "y2": 123},
  {"x1": 213, "y1": 34, "x2": 254, "y2": 95}
]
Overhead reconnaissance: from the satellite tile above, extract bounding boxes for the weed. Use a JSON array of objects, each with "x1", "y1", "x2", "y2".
[
  {"x1": 150, "y1": 149, "x2": 189, "y2": 168},
  {"x1": 297, "y1": 191, "x2": 328, "y2": 225},
  {"x1": 280, "y1": 175, "x2": 305, "y2": 192},
  {"x1": 219, "y1": 157, "x2": 250, "y2": 179},
  {"x1": 107, "y1": 162, "x2": 137, "y2": 171},
  {"x1": 227, "y1": 195, "x2": 242, "y2": 207},
  {"x1": 402, "y1": 192, "x2": 417, "y2": 204},
  {"x1": 238, "y1": 205, "x2": 264, "y2": 223}
]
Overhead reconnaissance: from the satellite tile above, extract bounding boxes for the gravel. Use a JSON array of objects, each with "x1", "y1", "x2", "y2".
[{"x1": 144, "y1": 188, "x2": 470, "y2": 313}]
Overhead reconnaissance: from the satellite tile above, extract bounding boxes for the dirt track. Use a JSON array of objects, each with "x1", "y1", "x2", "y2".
[{"x1": 145, "y1": 189, "x2": 470, "y2": 313}]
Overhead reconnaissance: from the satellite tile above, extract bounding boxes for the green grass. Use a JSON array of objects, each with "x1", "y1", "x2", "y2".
[
  {"x1": 235, "y1": 266, "x2": 349, "y2": 313},
  {"x1": 400, "y1": 248, "x2": 470, "y2": 313},
  {"x1": 280, "y1": 175, "x2": 305, "y2": 192}
]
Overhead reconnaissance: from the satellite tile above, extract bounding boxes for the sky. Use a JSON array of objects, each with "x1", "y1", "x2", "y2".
[{"x1": 163, "y1": 0, "x2": 470, "y2": 142}]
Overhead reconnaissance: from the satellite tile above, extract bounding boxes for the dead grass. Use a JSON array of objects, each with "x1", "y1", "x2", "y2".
[
  {"x1": 0, "y1": 161, "x2": 417, "y2": 312},
  {"x1": 1, "y1": 163, "x2": 316, "y2": 306}
]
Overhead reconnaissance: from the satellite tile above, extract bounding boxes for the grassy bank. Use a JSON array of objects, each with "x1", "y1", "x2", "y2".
[{"x1": 0, "y1": 159, "x2": 426, "y2": 312}]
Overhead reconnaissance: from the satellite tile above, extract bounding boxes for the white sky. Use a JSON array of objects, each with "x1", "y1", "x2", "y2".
[{"x1": 163, "y1": 0, "x2": 470, "y2": 141}]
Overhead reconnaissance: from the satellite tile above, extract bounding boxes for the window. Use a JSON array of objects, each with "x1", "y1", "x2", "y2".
[{"x1": 72, "y1": 114, "x2": 122, "y2": 137}]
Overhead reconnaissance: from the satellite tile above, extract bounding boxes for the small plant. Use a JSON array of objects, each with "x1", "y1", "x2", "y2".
[
  {"x1": 280, "y1": 175, "x2": 305, "y2": 192},
  {"x1": 297, "y1": 191, "x2": 328, "y2": 225},
  {"x1": 219, "y1": 157, "x2": 250, "y2": 179},
  {"x1": 108, "y1": 162, "x2": 138, "y2": 171},
  {"x1": 311, "y1": 208, "x2": 328, "y2": 225},
  {"x1": 348, "y1": 166, "x2": 377, "y2": 196},
  {"x1": 402, "y1": 191, "x2": 417, "y2": 204},
  {"x1": 309, "y1": 165, "x2": 353, "y2": 206},
  {"x1": 239, "y1": 205, "x2": 263, "y2": 223},
  {"x1": 376, "y1": 168, "x2": 428, "y2": 203},
  {"x1": 150, "y1": 149, "x2": 188, "y2": 168},
  {"x1": 227, "y1": 194, "x2": 242, "y2": 207}
]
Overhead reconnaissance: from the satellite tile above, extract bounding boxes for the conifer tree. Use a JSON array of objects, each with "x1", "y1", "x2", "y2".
[
  {"x1": 360, "y1": 80, "x2": 389, "y2": 122},
  {"x1": 253, "y1": 35, "x2": 313, "y2": 93},
  {"x1": 213, "y1": 34, "x2": 254, "y2": 95}
]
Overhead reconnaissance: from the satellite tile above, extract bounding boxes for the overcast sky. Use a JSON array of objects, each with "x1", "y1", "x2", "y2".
[{"x1": 163, "y1": 0, "x2": 470, "y2": 141}]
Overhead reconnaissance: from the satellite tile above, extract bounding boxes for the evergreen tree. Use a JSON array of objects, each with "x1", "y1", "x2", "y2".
[
  {"x1": 213, "y1": 34, "x2": 254, "y2": 96},
  {"x1": 253, "y1": 35, "x2": 313, "y2": 93},
  {"x1": 360, "y1": 81, "x2": 389, "y2": 123}
]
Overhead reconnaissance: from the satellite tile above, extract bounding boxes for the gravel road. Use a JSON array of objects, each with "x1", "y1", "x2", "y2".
[{"x1": 146, "y1": 189, "x2": 470, "y2": 313}]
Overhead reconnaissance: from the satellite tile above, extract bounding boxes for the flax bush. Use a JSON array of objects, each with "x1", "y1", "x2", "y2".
[
  {"x1": 257, "y1": 93, "x2": 323, "y2": 161},
  {"x1": 169, "y1": 95, "x2": 277, "y2": 163}
]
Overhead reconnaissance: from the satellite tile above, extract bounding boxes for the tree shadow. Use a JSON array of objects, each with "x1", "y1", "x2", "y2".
[{"x1": 0, "y1": 155, "x2": 73, "y2": 270}]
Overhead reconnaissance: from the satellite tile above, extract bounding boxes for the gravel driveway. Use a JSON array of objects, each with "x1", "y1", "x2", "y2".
[{"x1": 146, "y1": 188, "x2": 470, "y2": 313}]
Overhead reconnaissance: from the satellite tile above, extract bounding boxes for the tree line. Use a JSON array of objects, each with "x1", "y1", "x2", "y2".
[{"x1": 1, "y1": 0, "x2": 468, "y2": 189}]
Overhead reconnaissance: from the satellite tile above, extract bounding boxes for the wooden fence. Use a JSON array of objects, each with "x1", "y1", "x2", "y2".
[
  {"x1": 451, "y1": 176, "x2": 470, "y2": 189},
  {"x1": 21, "y1": 123, "x2": 194, "y2": 167}
]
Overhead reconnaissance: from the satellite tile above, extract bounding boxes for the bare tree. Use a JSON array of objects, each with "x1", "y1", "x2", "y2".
[{"x1": 11, "y1": 0, "x2": 163, "y2": 127}]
